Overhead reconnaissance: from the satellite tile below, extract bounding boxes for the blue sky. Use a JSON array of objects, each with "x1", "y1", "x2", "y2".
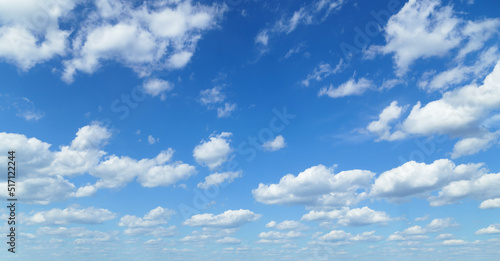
[{"x1": 1, "y1": 0, "x2": 500, "y2": 260}]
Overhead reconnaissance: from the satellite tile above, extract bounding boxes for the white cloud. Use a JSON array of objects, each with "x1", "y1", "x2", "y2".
[
  {"x1": 255, "y1": 0, "x2": 344, "y2": 49},
  {"x1": 301, "y1": 208, "x2": 347, "y2": 221},
  {"x1": 371, "y1": 159, "x2": 482, "y2": 201},
  {"x1": 366, "y1": 101, "x2": 406, "y2": 141},
  {"x1": 0, "y1": 176, "x2": 76, "y2": 205},
  {"x1": 255, "y1": 30, "x2": 269, "y2": 46},
  {"x1": 302, "y1": 60, "x2": 343, "y2": 87},
  {"x1": 443, "y1": 239, "x2": 468, "y2": 246},
  {"x1": 265, "y1": 220, "x2": 307, "y2": 231},
  {"x1": 479, "y1": 198, "x2": 500, "y2": 209},
  {"x1": 262, "y1": 135, "x2": 286, "y2": 151},
  {"x1": 368, "y1": 61, "x2": 500, "y2": 159},
  {"x1": 197, "y1": 171, "x2": 242, "y2": 189},
  {"x1": 429, "y1": 172, "x2": 500, "y2": 207},
  {"x1": 25, "y1": 207, "x2": 116, "y2": 225},
  {"x1": 475, "y1": 224, "x2": 500, "y2": 235},
  {"x1": 193, "y1": 132, "x2": 233, "y2": 170},
  {"x1": 200, "y1": 86, "x2": 225, "y2": 105},
  {"x1": 318, "y1": 78, "x2": 374, "y2": 98},
  {"x1": 37, "y1": 226, "x2": 114, "y2": 240},
  {"x1": 451, "y1": 131, "x2": 500, "y2": 159},
  {"x1": 388, "y1": 218, "x2": 458, "y2": 241},
  {"x1": 119, "y1": 206, "x2": 175, "y2": 228},
  {"x1": 366, "y1": 0, "x2": 461, "y2": 75},
  {"x1": 0, "y1": 0, "x2": 77, "y2": 70},
  {"x1": 316, "y1": 230, "x2": 383, "y2": 243},
  {"x1": 216, "y1": 237, "x2": 241, "y2": 244},
  {"x1": 217, "y1": 103, "x2": 236, "y2": 118},
  {"x1": 337, "y1": 207, "x2": 391, "y2": 226},
  {"x1": 436, "y1": 233, "x2": 454, "y2": 240},
  {"x1": 252, "y1": 164, "x2": 374, "y2": 207},
  {"x1": 124, "y1": 226, "x2": 176, "y2": 237},
  {"x1": 419, "y1": 46, "x2": 500, "y2": 92},
  {"x1": 62, "y1": 0, "x2": 227, "y2": 82},
  {"x1": 143, "y1": 78, "x2": 174, "y2": 99},
  {"x1": 0, "y1": 124, "x2": 195, "y2": 204},
  {"x1": 183, "y1": 209, "x2": 261, "y2": 228},
  {"x1": 259, "y1": 231, "x2": 303, "y2": 239},
  {"x1": 148, "y1": 135, "x2": 160, "y2": 144},
  {"x1": 301, "y1": 207, "x2": 390, "y2": 227}
]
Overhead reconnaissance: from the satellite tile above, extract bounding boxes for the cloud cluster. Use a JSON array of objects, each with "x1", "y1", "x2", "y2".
[
  {"x1": 0, "y1": 123, "x2": 196, "y2": 204},
  {"x1": 0, "y1": 0, "x2": 227, "y2": 82}
]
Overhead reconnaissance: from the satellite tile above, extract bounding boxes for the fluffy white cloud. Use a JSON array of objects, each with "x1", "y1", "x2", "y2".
[
  {"x1": 368, "y1": 61, "x2": 500, "y2": 160},
  {"x1": 451, "y1": 131, "x2": 500, "y2": 159},
  {"x1": 388, "y1": 218, "x2": 458, "y2": 241},
  {"x1": 301, "y1": 207, "x2": 390, "y2": 226},
  {"x1": 265, "y1": 220, "x2": 307, "y2": 231},
  {"x1": 193, "y1": 132, "x2": 233, "y2": 170},
  {"x1": 253, "y1": 164, "x2": 374, "y2": 207},
  {"x1": 442, "y1": 239, "x2": 468, "y2": 246},
  {"x1": 317, "y1": 230, "x2": 382, "y2": 243},
  {"x1": 183, "y1": 209, "x2": 261, "y2": 228},
  {"x1": 366, "y1": 101, "x2": 406, "y2": 141},
  {"x1": 475, "y1": 224, "x2": 500, "y2": 235},
  {"x1": 0, "y1": 176, "x2": 76, "y2": 205},
  {"x1": 25, "y1": 207, "x2": 116, "y2": 225},
  {"x1": 371, "y1": 159, "x2": 482, "y2": 201},
  {"x1": 143, "y1": 78, "x2": 174, "y2": 99},
  {"x1": 262, "y1": 135, "x2": 286, "y2": 151},
  {"x1": 119, "y1": 207, "x2": 175, "y2": 228},
  {"x1": 197, "y1": 171, "x2": 242, "y2": 189},
  {"x1": 62, "y1": 0, "x2": 226, "y2": 82},
  {"x1": 318, "y1": 78, "x2": 374, "y2": 98},
  {"x1": 0, "y1": 123, "x2": 195, "y2": 204},
  {"x1": 429, "y1": 172, "x2": 500, "y2": 207},
  {"x1": 259, "y1": 231, "x2": 303, "y2": 239},
  {"x1": 337, "y1": 207, "x2": 391, "y2": 226},
  {"x1": 0, "y1": 0, "x2": 77, "y2": 70},
  {"x1": 479, "y1": 198, "x2": 500, "y2": 209},
  {"x1": 367, "y1": 0, "x2": 461, "y2": 75},
  {"x1": 301, "y1": 208, "x2": 347, "y2": 221}
]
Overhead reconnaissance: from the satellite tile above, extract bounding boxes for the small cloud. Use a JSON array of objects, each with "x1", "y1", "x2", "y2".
[
  {"x1": 263, "y1": 135, "x2": 286, "y2": 151},
  {"x1": 148, "y1": 135, "x2": 159, "y2": 144},
  {"x1": 143, "y1": 78, "x2": 174, "y2": 100},
  {"x1": 217, "y1": 103, "x2": 236, "y2": 118}
]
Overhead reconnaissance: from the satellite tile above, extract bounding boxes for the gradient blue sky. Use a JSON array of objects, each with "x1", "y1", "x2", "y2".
[{"x1": 1, "y1": 0, "x2": 500, "y2": 260}]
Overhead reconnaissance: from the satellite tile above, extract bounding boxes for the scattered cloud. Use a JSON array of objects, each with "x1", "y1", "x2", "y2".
[
  {"x1": 252, "y1": 164, "x2": 374, "y2": 207},
  {"x1": 262, "y1": 135, "x2": 286, "y2": 151},
  {"x1": 25, "y1": 207, "x2": 116, "y2": 225},
  {"x1": 193, "y1": 132, "x2": 233, "y2": 170},
  {"x1": 197, "y1": 171, "x2": 242, "y2": 189},
  {"x1": 475, "y1": 224, "x2": 500, "y2": 235},
  {"x1": 183, "y1": 209, "x2": 261, "y2": 228},
  {"x1": 318, "y1": 77, "x2": 374, "y2": 98}
]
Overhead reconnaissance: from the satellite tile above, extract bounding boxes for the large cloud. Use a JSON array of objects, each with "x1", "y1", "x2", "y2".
[
  {"x1": 0, "y1": 123, "x2": 196, "y2": 204},
  {"x1": 252, "y1": 164, "x2": 374, "y2": 207}
]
